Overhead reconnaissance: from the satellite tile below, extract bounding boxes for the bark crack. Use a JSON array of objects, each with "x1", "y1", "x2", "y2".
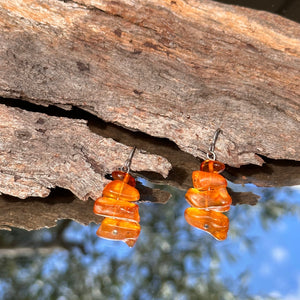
[{"x1": 0, "y1": 98, "x2": 173, "y2": 201}]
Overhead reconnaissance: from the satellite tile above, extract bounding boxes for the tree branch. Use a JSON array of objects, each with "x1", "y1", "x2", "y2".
[{"x1": 0, "y1": 0, "x2": 299, "y2": 166}]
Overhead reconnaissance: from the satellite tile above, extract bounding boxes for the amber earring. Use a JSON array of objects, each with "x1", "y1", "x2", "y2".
[
  {"x1": 93, "y1": 147, "x2": 141, "y2": 247},
  {"x1": 184, "y1": 129, "x2": 232, "y2": 240}
]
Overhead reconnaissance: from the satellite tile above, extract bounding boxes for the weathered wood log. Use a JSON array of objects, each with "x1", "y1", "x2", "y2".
[
  {"x1": 226, "y1": 158, "x2": 300, "y2": 187},
  {"x1": 89, "y1": 113, "x2": 300, "y2": 188},
  {"x1": 0, "y1": 0, "x2": 299, "y2": 167},
  {"x1": 0, "y1": 104, "x2": 171, "y2": 200},
  {"x1": 0, "y1": 191, "x2": 99, "y2": 231}
]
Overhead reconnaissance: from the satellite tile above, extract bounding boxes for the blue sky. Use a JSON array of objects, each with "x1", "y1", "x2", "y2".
[
  {"x1": 1, "y1": 182, "x2": 299, "y2": 299},
  {"x1": 80, "y1": 182, "x2": 300, "y2": 299},
  {"x1": 212, "y1": 184, "x2": 300, "y2": 299}
]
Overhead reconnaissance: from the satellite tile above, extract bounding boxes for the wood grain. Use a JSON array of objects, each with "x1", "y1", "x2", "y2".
[
  {"x1": 0, "y1": 191, "x2": 99, "y2": 231},
  {"x1": 0, "y1": 104, "x2": 171, "y2": 200},
  {"x1": 0, "y1": 0, "x2": 299, "y2": 167}
]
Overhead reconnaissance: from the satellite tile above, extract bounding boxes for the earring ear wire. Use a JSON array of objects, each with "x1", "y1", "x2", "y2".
[
  {"x1": 206, "y1": 128, "x2": 222, "y2": 161},
  {"x1": 121, "y1": 146, "x2": 136, "y2": 173}
]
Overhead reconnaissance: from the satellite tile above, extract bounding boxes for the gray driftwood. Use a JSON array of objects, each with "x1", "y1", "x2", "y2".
[
  {"x1": 0, "y1": 0, "x2": 299, "y2": 167},
  {"x1": 0, "y1": 193, "x2": 99, "y2": 231},
  {"x1": 0, "y1": 104, "x2": 171, "y2": 200},
  {"x1": 0, "y1": 0, "x2": 299, "y2": 231}
]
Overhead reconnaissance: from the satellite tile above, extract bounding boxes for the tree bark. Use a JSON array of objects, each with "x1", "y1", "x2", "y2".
[
  {"x1": 0, "y1": 0, "x2": 299, "y2": 167},
  {"x1": 0, "y1": 0, "x2": 299, "y2": 230},
  {"x1": 0, "y1": 192, "x2": 99, "y2": 231},
  {"x1": 0, "y1": 104, "x2": 171, "y2": 200}
]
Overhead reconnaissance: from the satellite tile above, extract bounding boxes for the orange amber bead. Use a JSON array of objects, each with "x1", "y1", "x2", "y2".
[
  {"x1": 184, "y1": 207, "x2": 229, "y2": 241},
  {"x1": 102, "y1": 180, "x2": 140, "y2": 202},
  {"x1": 94, "y1": 168, "x2": 141, "y2": 247},
  {"x1": 93, "y1": 197, "x2": 140, "y2": 222},
  {"x1": 192, "y1": 171, "x2": 227, "y2": 190},
  {"x1": 111, "y1": 171, "x2": 136, "y2": 187},
  {"x1": 185, "y1": 188, "x2": 231, "y2": 212},
  {"x1": 200, "y1": 160, "x2": 225, "y2": 173},
  {"x1": 96, "y1": 217, "x2": 141, "y2": 247}
]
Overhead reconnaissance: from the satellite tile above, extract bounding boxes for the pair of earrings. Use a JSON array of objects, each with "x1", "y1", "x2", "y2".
[{"x1": 93, "y1": 129, "x2": 232, "y2": 247}]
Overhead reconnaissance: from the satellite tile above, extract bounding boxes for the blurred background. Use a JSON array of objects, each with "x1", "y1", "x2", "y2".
[{"x1": 0, "y1": 181, "x2": 300, "y2": 299}]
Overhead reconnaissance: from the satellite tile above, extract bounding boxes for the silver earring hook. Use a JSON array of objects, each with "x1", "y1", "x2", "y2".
[
  {"x1": 206, "y1": 128, "x2": 222, "y2": 161},
  {"x1": 122, "y1": 146, "x2": 137, "y2": 173}
]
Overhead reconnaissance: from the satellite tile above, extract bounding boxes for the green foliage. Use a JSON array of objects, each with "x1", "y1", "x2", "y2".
[{"x1": 0, "y1": 185, "x2": 298, "y2": 300}]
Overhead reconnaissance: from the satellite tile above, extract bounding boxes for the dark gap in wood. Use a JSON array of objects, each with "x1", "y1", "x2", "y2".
[
  {"x1": 0, "y1": 96, "x2": 181, "y2": 154},
  {"x1": 0, "y1": 186, "x2": 99, "y2": 231},
  {"x1": 0, "y1": 97, "x2": 299, "y2": 188},
  {"x1": 228, "y1": 154, "x2": 300, "y2": 176},
  {"x1": 88, "y1": 114, "x2": 181, "y2": 152},
  {"x1": 0, "y1": 96, "x2": 179, "y2": 188},
  {"x1": 0, "y1": 97, "x2": 81, "y2": 119},
  {"x1": 227, "y1": 156, "x2": 300, "y2": 176},
  {"x1": 215, "y1": 0, "x2": 300, "y2": 22},
  {"x1": 226, "y1": 154, "x2": 300, "y2": 187},
  {"x1": 0, "y1": 186, "x2": 75, "y2": 205},
  {"x1": 257, "y1": 154, "x2": 300, "y2": 166}
]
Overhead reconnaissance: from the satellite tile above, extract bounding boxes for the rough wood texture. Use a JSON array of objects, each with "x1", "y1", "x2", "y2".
[
  {"x1": 0, "y1": 192, "x2": 98, "y2": 231},
  {"x1": 87, "y1": 107, "x2": 300, "y2": 188},
  {"x1": 226, "y1": 159, "x2": 300, "y2": 187},
  {"x1": 0, "y1": 104, "x2": 171, "y2": 200},
  {"x1": 0, "y1": 0, "x2": 299, "y2": 167}
]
